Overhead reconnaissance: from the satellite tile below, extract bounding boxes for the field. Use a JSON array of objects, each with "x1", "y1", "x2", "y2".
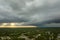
[{"x1": 0, "y1": 27, "x2": 60, "y2": 40}]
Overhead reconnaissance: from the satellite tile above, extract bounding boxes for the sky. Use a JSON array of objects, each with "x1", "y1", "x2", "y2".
[{"x1": 0, "y1": 0, "x2": 60, "y2": 27}]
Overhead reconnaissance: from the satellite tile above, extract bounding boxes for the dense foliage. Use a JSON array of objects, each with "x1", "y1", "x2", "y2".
[{"x1": 0, "y1": 28, "x2": 60, "y2": 40}]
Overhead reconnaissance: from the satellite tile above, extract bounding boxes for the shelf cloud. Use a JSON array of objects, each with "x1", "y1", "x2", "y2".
[{"x1": 0, "y1": 0, "x2": 60, "y2": 26}]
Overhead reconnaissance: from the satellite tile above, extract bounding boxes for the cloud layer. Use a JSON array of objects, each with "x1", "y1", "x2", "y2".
[
  {"x1": 44, "y1": 23, "x2": 60, "y2": 27},
  {"x1": 0, "y1": 0, "x2": 60, "y2": 26}
]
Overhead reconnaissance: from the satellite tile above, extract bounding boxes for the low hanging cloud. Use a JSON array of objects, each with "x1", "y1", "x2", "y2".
[
  {"x1": 44, "y1": 23, "x2": 60, "y2": 27},
  {"x1": 0, "y1": 0, "x2": 60, "y2": 26}
]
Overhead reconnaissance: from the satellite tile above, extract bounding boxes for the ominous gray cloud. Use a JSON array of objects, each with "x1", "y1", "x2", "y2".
[
  {"x1": 0, "y1": 0, "x2": 60, "y2": 26},
  {"x1": 44, "y1": 23, "x2": 60, "y2": 27}
]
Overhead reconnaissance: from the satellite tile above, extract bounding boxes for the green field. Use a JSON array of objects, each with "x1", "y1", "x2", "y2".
[{"x1": 0, "y1": 27, "x2": 60, "y2": 40}]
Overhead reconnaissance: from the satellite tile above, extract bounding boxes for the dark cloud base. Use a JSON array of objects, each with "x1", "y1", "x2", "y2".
[{"x1": 0, "y1": 0, "x2": 60, "y2": 27}]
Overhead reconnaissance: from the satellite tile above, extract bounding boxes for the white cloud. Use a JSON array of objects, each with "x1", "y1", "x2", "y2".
[
  {"x1": 25, "y1": 0, "x2": 45, "y2": 8},
  {"x1": 48, "y1": 0, "x2": 59, "y2": 4},
  {"x1": 25, "y1": 0, "x2": 45, "y2": 7},
  {"x1": 0, "y1": 5, "x2": 13, "y2": 12}
]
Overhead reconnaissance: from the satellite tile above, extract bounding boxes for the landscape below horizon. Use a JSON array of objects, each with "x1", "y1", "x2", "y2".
[{"x1": 0, "y1": 27, "x2": 60, "y2": 40}]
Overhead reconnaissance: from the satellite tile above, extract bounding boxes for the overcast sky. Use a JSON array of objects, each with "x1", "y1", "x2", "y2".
[{"x1": 0, "y1": 0, "x2": 60, "y2": 27}]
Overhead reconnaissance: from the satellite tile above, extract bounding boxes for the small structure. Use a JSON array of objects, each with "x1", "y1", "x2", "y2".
[
  {"x1": 57, "y1": 34, "x2": 60, "y2": 40},
  {"x1": 35, "y1": 34, "x2": 41, "y2": 38},
  {"x1": 0, "y1": 36, "x2": 11, "y2": 40},
  {"x1": 18, "y1": 34, "x2": 30, "y2": 40}
]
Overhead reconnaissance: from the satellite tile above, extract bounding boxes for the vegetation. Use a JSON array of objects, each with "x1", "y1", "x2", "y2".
[{"x1": 0, "y1": 27, "x2": 60, "y2": 40}]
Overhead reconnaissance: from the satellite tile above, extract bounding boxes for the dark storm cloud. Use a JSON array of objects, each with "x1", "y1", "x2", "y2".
[
  {"x1": 44, "y1": 23, "x2": 60, "y2": 27},
  {"x1": 0, "y1": 0, "x2": 60, "y2": 26}
]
